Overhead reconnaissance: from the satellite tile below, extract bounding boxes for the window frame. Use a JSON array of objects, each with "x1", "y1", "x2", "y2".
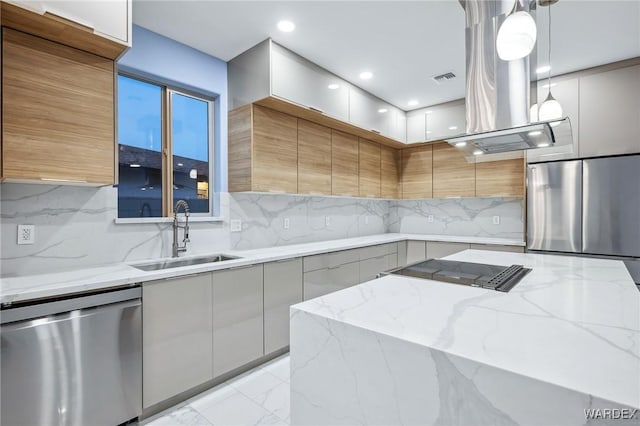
[{"x1": 116, "y1": 72, "x2": 216, "y2": 218}]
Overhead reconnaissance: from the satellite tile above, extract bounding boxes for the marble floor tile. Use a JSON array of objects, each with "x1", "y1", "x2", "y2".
[
  {"x1": 261, "y1": 356, "x2": 291, "y2": 383},
  {"x1": 145, "y1": 355, "x2": 292, "y2": 426}
]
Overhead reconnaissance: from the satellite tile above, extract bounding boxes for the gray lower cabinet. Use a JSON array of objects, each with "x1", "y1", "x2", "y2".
[
  {"x1": 303, "y1": 260, "x2": 360, "y2": 300},
  {"x1": 142, "y1": 273, "x2": 213, "y2": 409},
  {"x1": 212, "y1": 264, "x2": 264, "y2": 377},
  {"x1": 426, "y1": 242, "x2": 470, "y2": 258},
  {"x1": 403, "y1": 240, "x2": 427, "y2": 265},
  {"x1": 263, "y1": 258, "x2": 303, "y2": 354}
]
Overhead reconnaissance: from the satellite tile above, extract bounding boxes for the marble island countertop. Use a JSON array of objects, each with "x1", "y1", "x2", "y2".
[
  {"x1": 291, "y1": 249, "x2": 640, "y2": 412},
  {"x1": 0, "y1": 233, "x2": 524, "y2": 305}
]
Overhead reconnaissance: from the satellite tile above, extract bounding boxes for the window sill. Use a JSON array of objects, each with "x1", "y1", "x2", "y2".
[{"x1": 114, "y1": 217, "x2": 225, "y2": 225}]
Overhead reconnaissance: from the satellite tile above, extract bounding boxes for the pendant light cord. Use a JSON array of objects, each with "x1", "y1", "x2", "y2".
[{"x1": 547, "y1": 3, "x2": 552, "y2": 98}]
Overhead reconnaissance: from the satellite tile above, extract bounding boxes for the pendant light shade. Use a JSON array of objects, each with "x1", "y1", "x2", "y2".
[
  {"x1": 496, "y1": 11, "x2": 537, "y2": 61},
  {"x1": 538, "y1": 93, "x2": 563, "y2": 121}
]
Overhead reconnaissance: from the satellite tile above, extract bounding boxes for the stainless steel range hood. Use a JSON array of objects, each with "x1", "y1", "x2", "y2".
[{"x1": 448, "y1": 0, "x2": 573, "y2": 160}]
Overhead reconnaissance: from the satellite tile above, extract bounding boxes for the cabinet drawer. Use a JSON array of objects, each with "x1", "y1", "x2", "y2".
[
  {"x1": 359, "y1": 243, "x2": 397, "y2": 260},
  {"x1": 303, "y1": 249, "x2": 360, "y2": 272},
  {"x1": 469, "y1": 244, "x2": 524, "y2": 253},
  {"x1": 303, "y1": 262, "x2": 360, "y2": 300}
]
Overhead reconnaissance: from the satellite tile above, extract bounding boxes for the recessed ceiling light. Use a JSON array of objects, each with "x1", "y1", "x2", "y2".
[
  {"x1": 528, "y1": 131, "x2": 542, "y2": 136},
  {"x1": 536, "y1": 65, "x2": 551, "y2": 74},
  {"x1": 425, "y1": 110, "x2": 433, "y2": 115},
  {"x1": 455, "y1": 142, "x2": 467, "y2": 147},
  {"x1": 537, "y1": 143, "x2": 550, "y2": 148},
  {"x1": 277, "y1": 20, "x2": 295, "y2": 32},
  {"x1": 378, "y1": 108, "x2": 388, "y2": 113},
  {"x1": 541, "y1": 82, "x2": 557, "y2": 89},
  {"x1": 448, "y1": 126, "x2": 458, "y2": 130},
  {"x1": 130, "y1": 164, "x2": 141, "y2": 168},
  {"x1": 327, "y1": 83, "x2": 340, "y2": 90},
  {"x1": 359, "y1": 71, "x2": 373, "y2": 80},
  {"x1": 426, "y1": 130, "x2": 432, "y2": 134},
  {"x1": 473, "y1": 150, "x2": 484, "y2": 155},
  {"x1": 408, "y1": 100, "x2": 419, "y2": 107},
  {"x1": 177, "y1": 162, "x2": 183, "y2": 167}
]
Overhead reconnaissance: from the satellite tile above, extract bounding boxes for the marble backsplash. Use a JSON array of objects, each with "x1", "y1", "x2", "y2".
[
  {"x1": 1, "y1": 183, "x2": 523, "y2": 277},
  {"x1": 228, "y1": 193, "x2": 388, "y2": 250},
  {"x1": 388, "y1": 197, "x2": 524, "y2": 239}
]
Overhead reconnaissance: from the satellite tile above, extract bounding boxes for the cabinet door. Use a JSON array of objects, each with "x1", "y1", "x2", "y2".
[
  {"x1": 298, "y1": 119, "x2": 332, "y2": 195},
  {"x1": 432, "y1": 142, "x2": 475, "y2": 198},
  {"x1": 475, "y1": 158, "x2": 525, "y2": 197},
  {"x1": 143, "y1": 274, "x2": 213, "y2": 408},
  {"x1": 407, "y1": 110, "x2": 427, "y2": 143},
  {"x1": 381, "y1": 145, "x2": 401, "y2": 198},
  {"x1": 271, "y1": 43, "x2": 349, "y2": 121},
  {"x1": 350, "y1": 88, "x2": 387, "y2": 134},
  {"x1": 427, "y1": 242, "x2": 469, "y2": 258},
  {"x1": 7, "y1": 0, "x2": 130, "y2": 44},
  {"x1": 252, "y1": 105, "x2": 298, "y2": 193},
  {"x1": 331, "y1": 130, "x2": 359, "y2": 196},
  {"x1": 406, "y1": 241, "x2": 427, "y2": 264},
  {"x1": 264, "y1": 258, "x2": 303, "y2": 354},
  {"x1": 401, "y1": 145, "x2": 433, "y2": 199},
  {"x1": 527, "y1": 77, "x2": 580, "y2": 162},
  {"x1": 579, "y1": 65, "x2": 640, "y2": 157},
  {"x1": 391, "y1": 108, "x2": 407, "y2": 142},
  {"x1": 359, "y1": 138, "x2": 381, "y2": 198},
  {"x1": 2, "y1": 28, "x2": 115, "y2": 184},
  {"x1": 425, "y1": 102, "x2": 466, "y2": 141},
  {"x1": 212, "y1": 265, "x2": 264, "y2": 377}
]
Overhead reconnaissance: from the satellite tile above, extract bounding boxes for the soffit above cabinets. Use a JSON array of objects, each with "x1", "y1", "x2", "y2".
[{"x1": 132, "y1": 0, "x2": 640, "y2": 110}]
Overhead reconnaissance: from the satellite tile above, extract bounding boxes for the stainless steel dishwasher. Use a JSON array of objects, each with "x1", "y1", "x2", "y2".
[{"x1": 1, "y1": 287, "x2": 142, "y2": 426}]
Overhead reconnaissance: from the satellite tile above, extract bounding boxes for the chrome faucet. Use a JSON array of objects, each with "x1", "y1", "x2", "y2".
[{"x1": 172, "y1": 200, "x2": 190, "y2": 257}]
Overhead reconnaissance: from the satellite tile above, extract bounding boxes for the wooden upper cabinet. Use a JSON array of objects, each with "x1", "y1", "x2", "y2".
[
  {"x1": 252, "y1": 105, "x2": 298, "y2": 193},
  {"x1": 1, "y1": 1, "x2": 130, "y2": 60},
  {"x1": 401, "y1": 145, "x2": 432, "y2": 199},
  {"x1": 331, "y1": 130, "x2": 359, "y2": 196},
  {"x1": 476, "y1": 158, "x2": 525, "y2": 197},
  {"x1": 381, "y1": 145, "x2": 401, "y2": 199},
  {"x1": 358, "y1": 138, "x2": 381, "y2": 198},
  {"x1": 298, "y1": 119, "x2": 332, "y2": 195},
  {"x1": 2, "y1": 28, "x2": 115, "y2": 184},
  {"x1": 432, "y1": 142, "x2": 475, "y2": 198}
]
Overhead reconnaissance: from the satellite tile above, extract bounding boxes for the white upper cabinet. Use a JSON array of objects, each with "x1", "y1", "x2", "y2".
[
  {"x1": 425, "y1": 101, "x2": 466, "y2": 141},
  {"x1": 578, "y1": 64, "x2": 640, "y2": 158},
  {"x1": 406, "y1": 110, "x2": 427, "y2": 143},
  {"x1": 527, "y1": 77, "x2": 580, "y2": 162},
  {"x1": 271, "y1": 43, "x2": 349, "y2": 122},
  {"x1": 7, "y1": 0, "x2": 131, "y2": 45},
  {"x1": 348, "y1": 86, "x2": 404, "y2": 140}
]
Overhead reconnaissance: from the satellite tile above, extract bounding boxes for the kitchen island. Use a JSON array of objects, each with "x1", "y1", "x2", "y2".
[{"x1": 290, "y1": 250, "x2": 640, "y2": 425}]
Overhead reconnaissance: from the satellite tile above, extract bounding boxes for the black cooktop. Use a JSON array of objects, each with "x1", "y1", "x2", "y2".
[{"x1": 386, "y1": 259, "x2": 531, "y2": 292}]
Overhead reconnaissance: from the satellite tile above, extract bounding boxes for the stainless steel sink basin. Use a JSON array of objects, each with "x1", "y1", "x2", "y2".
[{"x1": 133, "y1": 254, "x2": 240, "y2": 271}]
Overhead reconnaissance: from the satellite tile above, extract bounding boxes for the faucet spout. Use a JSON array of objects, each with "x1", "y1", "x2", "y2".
[{"x1": 172, "y1": 200, "x2": 190, "y2": 257}]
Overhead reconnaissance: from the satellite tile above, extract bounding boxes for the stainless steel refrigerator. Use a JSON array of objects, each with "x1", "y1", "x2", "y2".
[{"x1": 527, "y1": 155, "x2": 640, "y2": 258}]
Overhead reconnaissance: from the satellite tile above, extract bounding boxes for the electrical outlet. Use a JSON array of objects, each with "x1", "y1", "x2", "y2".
[
  {"x1": 493, "y1": 215, "x2": 500, "y2": 225},
  {"x1": 17, "y1": 224, "x2": 35, "y2": 245},
  {"x1": 427, "y1": 215, "x2": 434, "y2": 223},
  {"x1": 325, "y1": 216, "x2": 331, "y2": 227},
  {"x1": 364, "y1": 216, "x2": 369, "y2": 225},
  {"x1": 230, "y1": 219, "x2": 242, "y2": 232},
  {"x1": 283, "y1": 217, "x2": 290, "y2": 229}
]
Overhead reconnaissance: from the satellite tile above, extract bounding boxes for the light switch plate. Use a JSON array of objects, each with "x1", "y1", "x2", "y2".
[
  {"x1": 17, "y1": 224, "x2": 35, "y2": 245},
  {"x1": 230, "y1": 219, "x2": 242, "y2": 232},
  {"x1": 364, "y1": 216, "x2": 369, "y2": 225},
  {"x1": 283, "y1": 217, "x2": 290, "y2": 229},
  {"x1": 493, "y1": 215, "x2": 500, "y2": 225}
]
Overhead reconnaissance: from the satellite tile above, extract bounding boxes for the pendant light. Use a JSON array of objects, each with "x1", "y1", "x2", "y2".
[
  {"x1": 497, "y1": 0, "x2": 537, "y2": 61},
  {"x1": 538, "y1": 0, "x2": 563, "y2": 121}
]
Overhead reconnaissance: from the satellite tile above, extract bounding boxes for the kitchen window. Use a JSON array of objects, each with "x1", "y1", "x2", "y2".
[{"x1": 117, "y1": 74, "x2": 214, "y2": 218}]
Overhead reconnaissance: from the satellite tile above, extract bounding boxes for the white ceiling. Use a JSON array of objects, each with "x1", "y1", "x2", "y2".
[{"x1": 132, "y1": 0, "x2": 640, "y2": 110}]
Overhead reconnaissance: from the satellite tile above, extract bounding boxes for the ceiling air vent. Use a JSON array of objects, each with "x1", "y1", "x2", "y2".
[{"x1": 432, "y1": 72, "x2": 456, "y2": 84}]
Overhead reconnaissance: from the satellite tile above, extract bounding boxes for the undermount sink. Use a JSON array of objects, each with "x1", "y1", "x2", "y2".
[{"x1": 133, "y1": 254, "x2": 240, "y2": 271}]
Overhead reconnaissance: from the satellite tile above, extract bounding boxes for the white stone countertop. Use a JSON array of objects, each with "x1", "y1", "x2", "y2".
[
  {"x1": 0, "y1": 233, "x2": 524, "y2": 305},
  {"x1": 291, "y1": 250, "x2": 640, "y2": 409}
]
